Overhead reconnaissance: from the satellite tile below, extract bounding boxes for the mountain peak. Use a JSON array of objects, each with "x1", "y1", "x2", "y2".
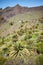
[{"x1": 15, "y1": 4, "x2": 21, "y2": 8}]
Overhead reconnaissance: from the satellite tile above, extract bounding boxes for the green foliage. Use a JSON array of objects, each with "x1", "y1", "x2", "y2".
[
  {"x1": 37, "y1": 42, "x2": 43, "y2": 54},
  {"x1": 12, "y1": 34, "x2": 18, "y2": 42},
  {"x1": 32, "y1": 33, "x2": 38, "y2": 39},
  {"x1": 37, "y1": 35, "x2": 43, "y2": 42},
  {"x1": 36, "y1": 54, "x2": 43, "y2": 65},
  {"x1": 40, "y1": 31, "x2": 43, "y2": 35},
  {"x1": 14, "y1": 42, "x2": 24, "y2": 52},
  {"x1": 0, "y1": 55, "x2": 7, "y2": 65},
  {"x1": 24, "y1": 34, "x2": 32, "y2": 40},
  {"x1": 17, "y1": 28, "x2": 25, "y2": 36},
  {"x1": 2, "y1": 47, "x2": 8, "y2": 53},
  {"x1": 0, "y1": 61, "x2": 3, "y2": 65}
]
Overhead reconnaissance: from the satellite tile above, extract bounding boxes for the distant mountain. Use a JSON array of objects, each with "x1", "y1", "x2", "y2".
[
  {"x1": 0, "y1": 4, "x2": 43, "y2": 19},
  {"x1": 0, "y1": 8, "x2": 3, "y2": 15}
]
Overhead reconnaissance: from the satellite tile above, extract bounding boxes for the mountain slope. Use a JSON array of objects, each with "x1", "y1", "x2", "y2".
[
  {"x1": 0, "y1": 5, "x2": 43, "y2": 37},
  {"x1": 0, "y1": 11, "x2": 43, "y2": 37},
  {"x1": 0, "y1": 4, "x2": 43, "y2": 19}
]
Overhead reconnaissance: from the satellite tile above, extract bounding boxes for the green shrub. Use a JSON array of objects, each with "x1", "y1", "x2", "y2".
[
  {"x1": 32, "y1": 33, "x2": 38, "y2": 39},
  {"x1": 12, "y1": 34, "x2": 18, "y2": 42},
  {"x1": 24, "y1": 34, "x2": 32, "y2": 40},
  {"x1": 36, "y1": 54, "x2": 43, "y2": 65},
  {"x1": 0, "y1": 61, "x2": 4, "y2": 65},
  {"x1": 17, "y1": 29, "x2": 24, "y2": 36},
  {"x1": 0, "y1": 55, "x2": 7, "y2": 65},
  {"x1": 40, "y1": 32, "x2": 43, "y2": 35},
  {"x1": 14, "y1": 42, "x2": 24, "y2": 51},
  {"x1": 10, "y1": 41, "x2": 24, "y2": 57},
  {"x1": 37, "y1": 35, "x2": 43, "y2": 42},
  {"x1": 3, "y1": 48, "x2": 8, "y2": 53},
  {"x1": 29, "y1": 30, "x2": 32, "y2": 34},
  {"x1": 37, "y1": 42, "x2": 43, "y2": 54},
  {"x1": 1, "y1": 37, "x2": 5, "y2": 44},
  {"x1": 9, "y1": 22, "x2": 14, "y2": 25}
]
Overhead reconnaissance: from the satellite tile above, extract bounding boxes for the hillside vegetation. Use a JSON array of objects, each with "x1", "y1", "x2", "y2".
[
  {"x1": 0, "y1": 11, "x2": 43, "y2": 37},
  {"x1": 0, "y1": 11, "x2": 43, "y2": 65}
]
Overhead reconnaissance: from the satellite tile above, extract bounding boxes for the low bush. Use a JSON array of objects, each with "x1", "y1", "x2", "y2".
[
  {"x1": 37, "y1": 42, "x2": 43, "y2": 54},
  {"x1": 9, "y1": 22, "x2": 14, "y2": 25},
  {"x1": 36, "y1": 54, "x2": 43, "y2": 65},
  {"x1": 12, "y1": 34, "x2": 18, "y2": 42}
]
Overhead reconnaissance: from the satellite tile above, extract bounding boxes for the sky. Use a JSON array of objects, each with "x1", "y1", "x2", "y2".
[{"x1": 0, "y1": 0, "x2": 43, "y2": 8}]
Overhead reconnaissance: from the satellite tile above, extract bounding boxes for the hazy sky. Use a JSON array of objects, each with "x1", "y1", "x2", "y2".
[{"x1": 0, "y1": 0, "x2": 43, "y2": 8}]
